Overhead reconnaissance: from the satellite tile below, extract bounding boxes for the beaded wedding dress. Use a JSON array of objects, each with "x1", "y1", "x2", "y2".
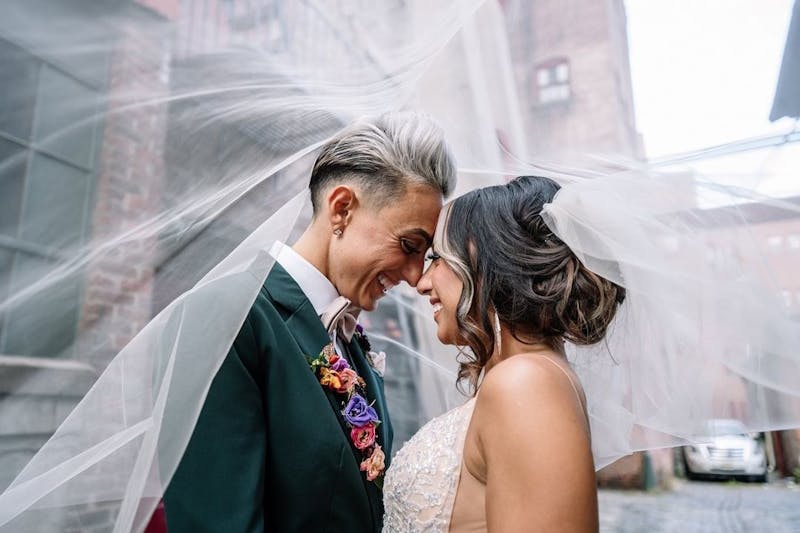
[{"x1": 382, "y1": 398, "x2": 478, "y2": 532}]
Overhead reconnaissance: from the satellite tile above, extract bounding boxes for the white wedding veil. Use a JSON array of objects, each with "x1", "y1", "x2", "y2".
[{"x1": 0, "y1": 0, "x2": 799, "y2": 531}]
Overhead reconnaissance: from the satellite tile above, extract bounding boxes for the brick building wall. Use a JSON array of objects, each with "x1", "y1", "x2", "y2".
[
  {"x1": 79, "y1": 8, "x2": 170, "y2": 369},
  {"x1": 503, "y1": 0, "x2": 643, "y2": 159},
  {"x1": 62, "y1": 5, "x2": 172, "y2": 532}
]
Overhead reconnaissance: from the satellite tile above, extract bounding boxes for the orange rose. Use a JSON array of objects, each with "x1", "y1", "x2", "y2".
[
  {"x1": 319, "y1": 368, "x2": 342, "y2": 391},
  {"x1": 360, "y1": 445, "x2": 386, "y2": 481}
]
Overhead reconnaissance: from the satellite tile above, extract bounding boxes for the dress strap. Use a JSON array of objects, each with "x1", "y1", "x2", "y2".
[{"x1": 535, "y1": 356, "x2": 591, "y2": 431}]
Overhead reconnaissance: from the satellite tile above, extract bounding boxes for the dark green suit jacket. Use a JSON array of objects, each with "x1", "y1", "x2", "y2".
[{"x1": 165, "y1": 264, "x2": 393, "y2": 532}]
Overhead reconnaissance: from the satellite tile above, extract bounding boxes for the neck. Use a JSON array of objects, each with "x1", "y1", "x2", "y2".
[
  {"x1": 292, "y1": 221, "x2": 331, "y2": 278},
  {"x1": 484, "y1": 327, "x2": 564, "y2": 374}
]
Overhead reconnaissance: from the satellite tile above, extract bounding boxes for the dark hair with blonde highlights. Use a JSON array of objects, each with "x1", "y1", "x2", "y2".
[{"x1": 437, "y1": 176, "x2": 625, "y2": 393}]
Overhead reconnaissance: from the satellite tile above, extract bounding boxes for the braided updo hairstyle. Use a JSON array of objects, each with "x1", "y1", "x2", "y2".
[{"x1": 435, "y1": 176, "x2": 625, "y2": 393}]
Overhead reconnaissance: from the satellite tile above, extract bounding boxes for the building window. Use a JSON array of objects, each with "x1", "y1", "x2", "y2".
[
  {"x1": 535, "y1": 58, "x2": 570, "y2": 105},
  {"x1": 0, "y1": 36, "x2": 101, "y2": 358}
]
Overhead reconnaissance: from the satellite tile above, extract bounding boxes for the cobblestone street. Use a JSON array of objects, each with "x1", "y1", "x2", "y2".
[{"x1": 599, "y1": 479, "x2": 800, "y2": 532}]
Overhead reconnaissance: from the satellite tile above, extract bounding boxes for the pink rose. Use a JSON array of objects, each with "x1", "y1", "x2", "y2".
[
  {"x1": 360, "y1": 445, "x2": 386, "y2": 481},
  {"x1": 336, "y1": 368, "x2": 359, "y2": 394},
  {"x1": 351, "y1": 423, "x2": 376, "y2": 450}
]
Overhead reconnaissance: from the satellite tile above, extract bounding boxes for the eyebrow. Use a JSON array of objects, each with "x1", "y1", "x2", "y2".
[{"x1": 404, "y1": 228, "x2": 433, "y2": 248}]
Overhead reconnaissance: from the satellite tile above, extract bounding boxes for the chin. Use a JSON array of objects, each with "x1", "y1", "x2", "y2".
[
  {"x1": 360, "y1": 296, "x2": 378, "y2": 312},
  {"x1": 436, "y1": 328, "x2": 456, "y2": 346}
]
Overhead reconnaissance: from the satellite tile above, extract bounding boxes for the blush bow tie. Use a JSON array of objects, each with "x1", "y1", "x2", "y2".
[{"x1": 321, "y1": 296, "x2": 361, "y2": 342}]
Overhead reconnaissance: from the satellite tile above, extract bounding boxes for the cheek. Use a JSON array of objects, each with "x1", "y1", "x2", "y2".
[
  {"x1": 335, "y1": 249, "x2": 364, "y2": 275},
  {"x1": 379, "y1": 251, "x2": 401, "y2": 267},
  {"x1": 442, "y1": 276, "x2": 463, "y2": 310},
  {"x1": 377, "y1": 250, "x2": 408, "y2": 273}
]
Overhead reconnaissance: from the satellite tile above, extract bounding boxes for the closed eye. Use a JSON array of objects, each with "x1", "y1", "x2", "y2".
[{"x1": 401, "y1": 238, "x2": 423, "y2": 255}]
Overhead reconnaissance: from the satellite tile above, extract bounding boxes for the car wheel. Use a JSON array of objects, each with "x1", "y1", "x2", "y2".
[{"x1": 682, "y1": 450, "x2": 697, "y2": 480}]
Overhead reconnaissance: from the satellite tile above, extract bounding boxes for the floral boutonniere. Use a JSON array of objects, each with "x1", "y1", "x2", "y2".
[
  {"x1": 308, "y1": 343, "x2": 385, "y2": 487},
  {"x1": 354, "y1": 324, "x2": 386, "y2": 378}
]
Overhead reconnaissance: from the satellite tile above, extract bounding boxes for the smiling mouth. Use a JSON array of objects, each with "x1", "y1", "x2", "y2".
[{"x1": 377, "y1": 273, "x2": 397, "y2": 294}]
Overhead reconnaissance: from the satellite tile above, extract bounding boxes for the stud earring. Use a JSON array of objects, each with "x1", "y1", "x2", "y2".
[{"x1": 333, "y1": 228, "x2": 343, "y2": 237}]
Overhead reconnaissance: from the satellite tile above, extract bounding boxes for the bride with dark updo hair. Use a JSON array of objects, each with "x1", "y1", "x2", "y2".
[{"x1": 383, "y1": 176, "x2": 623, "y2": 532}]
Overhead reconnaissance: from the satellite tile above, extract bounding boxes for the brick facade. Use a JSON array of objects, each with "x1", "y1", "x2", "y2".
[
  {"x1": 79, "y1": 6, "x2": 169, "y2": 368},
  {"x1": 503, "y1": 0, "x2": 643, "y2": 159}
]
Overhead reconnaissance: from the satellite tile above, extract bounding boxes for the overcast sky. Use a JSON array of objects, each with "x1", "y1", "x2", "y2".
[
  {"x1": 625, "y1": 0, "x2": 795, "y2": 156},
  {"x1": 624, "y1": 0, "x2": 800, "y2": 199}
]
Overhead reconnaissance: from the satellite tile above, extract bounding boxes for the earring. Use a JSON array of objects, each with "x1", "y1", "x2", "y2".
[
  {"x1": 493, "y1": 311, "x2": 502, "y2": 355},
  {"x1": 333, "y1": 228, "x2": 343, "y2": 237}
]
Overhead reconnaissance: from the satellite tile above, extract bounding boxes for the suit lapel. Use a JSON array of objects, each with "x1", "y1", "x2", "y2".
[
  {"x1": 265, "y1": 264, "x2": 389, "y2": 463},
  {"x1": 346, "y1": 337, "x2": 391, "y2": 459},
  {"x1": 265, "y1": 265, "x2": 330, "y2": 356},
  {"x1": 264, "y1": 265, "x2": 352, "y2": 436}
]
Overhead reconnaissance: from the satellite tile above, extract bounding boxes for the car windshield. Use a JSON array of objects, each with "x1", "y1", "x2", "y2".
[{"x1": 706, "y1": 419, "x2": 748, "y2": 437}]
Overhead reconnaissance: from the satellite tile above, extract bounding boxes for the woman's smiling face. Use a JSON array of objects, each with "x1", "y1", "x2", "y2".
[{"x1": 416, "y1": 205, "x2": 466, "y2": 345}]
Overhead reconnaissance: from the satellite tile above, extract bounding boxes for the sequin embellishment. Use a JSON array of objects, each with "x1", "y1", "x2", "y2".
[{"x1": 382, "y1": 398, "x2": 477, "y2": 532}]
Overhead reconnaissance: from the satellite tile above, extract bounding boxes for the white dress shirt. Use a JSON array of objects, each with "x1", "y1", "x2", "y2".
[{"x1": 269, "y1": 241, "x2": 348, "y2": 356}]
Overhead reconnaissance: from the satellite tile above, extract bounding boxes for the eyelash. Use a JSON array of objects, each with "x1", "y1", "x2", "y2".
[{"x1": 426, "y1": 252, "x2": 440, "y2": 262}]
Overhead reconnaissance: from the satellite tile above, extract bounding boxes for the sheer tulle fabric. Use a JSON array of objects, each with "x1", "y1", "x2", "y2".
[
  {"x1": 541, "y1": 174, "x2": 800, "y2": 467},
  {"x1": 0, "y1": 1, "x2": 798, "y2": 531}
]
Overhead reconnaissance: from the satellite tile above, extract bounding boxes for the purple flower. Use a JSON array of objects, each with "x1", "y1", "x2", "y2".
[
  {"x1": 354, "y1": 325, "x2": 371, "y2": 353},
  {"x1": 343, "y1": 393, "x2": 378, "y2": 427},
  {"x1": 330, "y1": 356, "x2": 350, "y2": 372}
]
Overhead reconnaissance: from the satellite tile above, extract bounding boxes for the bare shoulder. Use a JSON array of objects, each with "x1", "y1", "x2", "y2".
[
  {"x1": 480, "y1": 353, "x2": 582, "y2": 402},
  {"x1": 476, "y1": 353, "x2": 587, "y2": 428}
]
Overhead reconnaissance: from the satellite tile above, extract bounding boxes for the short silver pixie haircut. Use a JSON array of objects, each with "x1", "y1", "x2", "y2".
[{"x1": 309, "y1": 111, "x2": 457, "y2": 214}]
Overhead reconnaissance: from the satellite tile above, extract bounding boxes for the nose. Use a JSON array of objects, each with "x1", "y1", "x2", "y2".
[
  {"x1": 402, "y1": 255, "x2": 425, "y2": 288},
  {"x1": 415, "y1": 263, "x2": 433, "y2": 296}
]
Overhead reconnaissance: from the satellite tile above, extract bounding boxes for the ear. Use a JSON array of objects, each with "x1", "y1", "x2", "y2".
[{"x1": 326, "y1": 185, "x2": 358, "y2": 230}]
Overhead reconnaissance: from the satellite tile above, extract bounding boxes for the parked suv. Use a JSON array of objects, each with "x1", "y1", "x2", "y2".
[{"x1": 682, "y1": 419, "x2": 767, "y2": 482}]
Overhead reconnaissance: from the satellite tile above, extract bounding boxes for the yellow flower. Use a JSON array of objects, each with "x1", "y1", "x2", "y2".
[{"x1": 319, "y1": 368, "x2": 342, "y2": 391}]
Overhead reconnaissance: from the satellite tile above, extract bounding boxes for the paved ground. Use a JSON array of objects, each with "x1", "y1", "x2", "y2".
[{"x1": 599, "y1": 478, "x2": 800, "y2": 532}]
